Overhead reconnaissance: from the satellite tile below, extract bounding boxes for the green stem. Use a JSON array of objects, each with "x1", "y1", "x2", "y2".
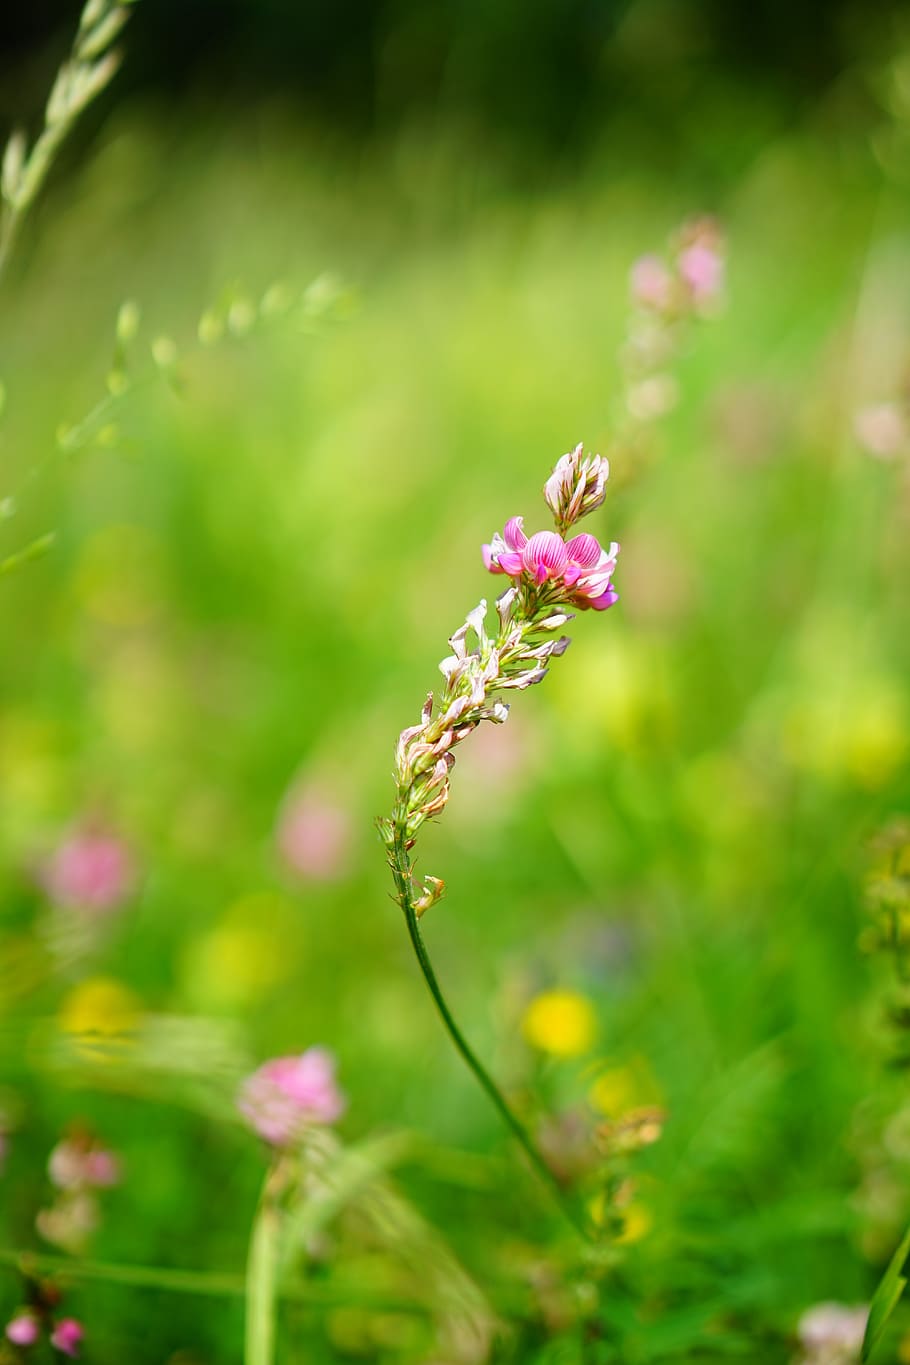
[
  {"x1": 0, "y1": 1247, "x2": 431, "y2": 1313},
  {"x1": 389, "y1": 824, "x2": 591, "y2": 1241}
]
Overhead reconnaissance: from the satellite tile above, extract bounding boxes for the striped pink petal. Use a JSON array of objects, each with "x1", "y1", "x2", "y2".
[
  {"x1": 503, "y1": 516, "x2": 528, "y2": 550},
  {"x1": 565, "y1": 533, "x2": 602, "y2": 569},
  {"x1": 522, "y1": 532, "x2": 568, "y2": 584}
]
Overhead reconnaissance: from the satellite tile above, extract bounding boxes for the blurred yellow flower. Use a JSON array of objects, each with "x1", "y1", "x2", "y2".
[
  {"x1": 522, "y1": 989, "x2": 597, "y2": 1057},
  {"x1": 588, "y1": 1055, "x2": 663, "y2": 1116},
  {"x1": 179, "y1": 893, "x2": 295, "y2": 1010},
  {"x1": 587, "y1": 1191, "x2": 652, "y2": 1243},
  {"x1": 59, "y1": 977, "x2": 142, "y2": 1038},
  {"x1": 616, "y1": 1202, "x2": 653, "y2": 1245}
]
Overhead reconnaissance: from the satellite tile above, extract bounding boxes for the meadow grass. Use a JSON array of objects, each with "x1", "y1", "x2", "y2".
[{"x1": 0, "y1": 100, "x2": 908, "y2": 1363}]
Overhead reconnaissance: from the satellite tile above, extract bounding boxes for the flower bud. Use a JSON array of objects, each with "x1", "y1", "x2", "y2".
[{"x1": 544, "y1": 443, "x2": 610, "y2": 533}]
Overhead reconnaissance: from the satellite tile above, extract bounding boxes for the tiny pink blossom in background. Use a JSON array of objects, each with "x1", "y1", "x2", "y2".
[
  {"x1": 676, "y1": 217, "x2": 725, "y2": 310},
  {"x1": 630, "y1": 254, "x2": 674, "y2": 312},
  {"x1": 854, "y1": 402, "x2": 908, "y2": 461},
  {"x1": 238, "y1": 1047, "x2": 346, "y2": 1145},
  {"x1": 629, "y1": 218, "x2": 725, "y2": 320},
  {"x1": 5, "y1": 1313, "x2": 40, "y2": 1347},
  {"x1": 678, "y1": 241, "x2": 724, "y2": 305},
  {"x1": 797, "y1": 1302, "x2": 868, "y2": 1364},
  {"x1": 41, "y1": 824, "x2": 134, "y2": 915},
  {"x1": 50, "y1": 1318, "x2": 84, "y2": 1358},
  {"x1": 276, "y1": 784, "x2": 351, "y2": 882},
  {"x1": 48, "y1": 1136, "x2": 121, "y2": 1191}
]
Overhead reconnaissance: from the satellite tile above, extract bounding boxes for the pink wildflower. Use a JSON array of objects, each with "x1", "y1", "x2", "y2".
[
  {"x1": 41, "y1": 826, "x2": 134, "y2": 914},
  {"x1": 678, "y1": 241, "x2": 724, "y2": 304},
  {"x1": 630, "y1": 254, "x2": 674, "y2": 312},
  {"x1": 276, "y1": 785, "x2": 350, "y2": 882},
  {"x1": 483, "y1": 520, "x2": 619, "y2": 611},
  {"x1": 797, "y1": 1302, "x2": 867, "y2": 1363},
  {"x1": 675, "y1": 220, "x2": 725, "y2": 309},
  {"x1": 854, "y1": 402, "x2": 907, "y2": 460},
  {"x1": 238, "y1": 1047, "x2": 346, "y2": 1145},
  {"x1": 50, "y1": 1319, "x2": 84, "y2": 1358},
  {"x1": 6, "y1": 1313, "x2": 40, "y2": 1347},
  {"x1": 48, "y1": 1137, "x2": 120, "y2": 1191}
]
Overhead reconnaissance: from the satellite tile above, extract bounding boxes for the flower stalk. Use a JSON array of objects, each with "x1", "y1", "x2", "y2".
[{"x1": 380, "y1": 442, "x2": 621, "y2": 1239}]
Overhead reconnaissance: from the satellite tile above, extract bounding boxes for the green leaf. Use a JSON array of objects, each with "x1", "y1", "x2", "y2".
[{"x1": 862, "y1": 1221, "x2": 910, "y2": 1361}]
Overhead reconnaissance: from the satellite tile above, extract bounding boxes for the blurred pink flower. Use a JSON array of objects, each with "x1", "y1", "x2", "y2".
[
  {"x1": 50, "y1": 1319, "x2": 84, "y2": 1358},
  {"x1": 6, "y1": 1313, "x2": 40, "y2": 1347},
  {"x1": 276, "y1": 786, "x2": 350, "y2": 882},
  {"x1": 678, "y1": 241, "x2": 724, "y2": 305},
  {"x1": 36, "y1": 1191, "x2": 99, "y2": 1254},
  {"x1": 48, "y1": 1137, "x2": 121, "y2": 1191},
  {"x1": 483, "y1": 519, "x2": 619, "y2": 611},
  {"x1": 675, "y1": 218, "x2": 725, "y2": 309},
  {"x1": 238, "y1": 1047, "x2": 346, "y2": 1145},
  {"x1": 41, "y1": 826, "x2": 134, "y2": 914},
  {"x1": 797, "y1": 1302, "x2": 867, "y2": 1363},
  {"x1": 630, "y1": 254, "x2": 674, "y2": 312},
  {"x1": 854, "y1": 402, "x2": 907, "y2": 460}
]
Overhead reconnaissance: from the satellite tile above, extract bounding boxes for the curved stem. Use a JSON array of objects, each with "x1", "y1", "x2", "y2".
[{"x1": 389, "y1": 824, "x2": 591, "y2": 1241}]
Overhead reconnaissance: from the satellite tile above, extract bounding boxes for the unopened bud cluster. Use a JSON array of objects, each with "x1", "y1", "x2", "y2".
[
  {"x1": 382, "y1": 444, "x2": 619, "y2": 917},
  {"x1": 543, "y1": 442, "x2": 610, "y2": 534}
]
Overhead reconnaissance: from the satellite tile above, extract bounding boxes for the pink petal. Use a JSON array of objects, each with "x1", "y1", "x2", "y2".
[
  {"x1": 482, "y1": 544, "x2": 503, "y2": 573},
  {"x1": 589, "y1": 585, "x2": 619, "y2": 611},
  {"x1": 575, "y1": 573, "x2": 612, "y2": 600},
  {"x1": 497, "y1": 551, "x2": 524, "y2": 576},
  {"x1": 522, "y1": 532, "x2": 568, "y2": 582},
  {"x1": 565, "y1": 533, "x2": 602, "y2": 569},
  {"x1": 503, "y1": 516, "x2": 528, "y2": 550}
]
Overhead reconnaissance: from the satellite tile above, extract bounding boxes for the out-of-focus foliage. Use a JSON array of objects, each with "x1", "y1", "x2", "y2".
[{"x1": 1, "y1": 7, "x2": 910, "y2": 1362}]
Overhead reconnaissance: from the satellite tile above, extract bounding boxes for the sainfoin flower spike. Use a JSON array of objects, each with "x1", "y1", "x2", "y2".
[{"x1": 380, "y1": 442, "x2": 619, "y2": 1239}]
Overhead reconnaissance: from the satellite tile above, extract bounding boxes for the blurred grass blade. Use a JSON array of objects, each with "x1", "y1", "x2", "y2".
[
  {"x1": 862, "y1": 1222, "x2": 910, "y2": 1362},
  {"x1": 245, "y1": 1171, "x2": 282, "y2": 1365},
  {"x1": 0, "y1": 531, "x2": 55, "y2": 577},
  {"x1": 284, "y1": 1130, "x2": 412, "y2": 1250}
]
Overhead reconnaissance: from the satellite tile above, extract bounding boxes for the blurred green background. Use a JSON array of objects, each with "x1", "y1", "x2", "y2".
[{"x1": 1, "y1": 2, "x2": 910, "y2": 1362}]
